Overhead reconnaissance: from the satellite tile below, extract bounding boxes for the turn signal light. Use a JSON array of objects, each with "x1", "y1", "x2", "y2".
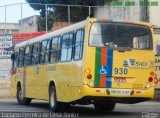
[
  {"x1": 87, "y1": 74, "x2": 92, "y2": 79},
  {"x1": 148, "y1": 77, "x2": 153, "y2": 82},
  {"x1": 150, "y1": 71, "x2": 154, "y2": 76},
  {"x1": 85, "y1": 68, "x2": 91, "y2": 74}
]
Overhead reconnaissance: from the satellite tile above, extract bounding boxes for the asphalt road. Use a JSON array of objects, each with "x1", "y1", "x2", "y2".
[{"x1": 0, "y1": 98, "x2": 160, "y2": 118}]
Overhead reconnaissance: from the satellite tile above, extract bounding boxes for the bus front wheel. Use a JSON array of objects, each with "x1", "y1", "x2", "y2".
[
  {"x1": 94, "y1": 102, "x2": 115, "y2": 112},
  {"x1": 16, "y1": 86, "x2": 31, "y2": 105}
]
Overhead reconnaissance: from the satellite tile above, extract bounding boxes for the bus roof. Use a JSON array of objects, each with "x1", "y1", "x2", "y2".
[
  {"x1": 15, "y1": 19, "x2": 87, "y2": 49},
  {"x1": 15, "y1": 17, "x2": 152, "y2": 49}
]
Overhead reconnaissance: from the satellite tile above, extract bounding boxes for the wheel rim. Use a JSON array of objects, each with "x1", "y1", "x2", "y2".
[
  {"x1": 19, "y1": 90, "x2": 24, "y2": 100},
  {"x1": 50, "y1": 91, "x2": 55, "y2": 108}
]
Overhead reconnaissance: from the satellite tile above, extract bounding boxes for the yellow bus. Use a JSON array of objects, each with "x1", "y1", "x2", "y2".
[{"x1": 11, "y1": 18, "x2": 155, "y2": 112}]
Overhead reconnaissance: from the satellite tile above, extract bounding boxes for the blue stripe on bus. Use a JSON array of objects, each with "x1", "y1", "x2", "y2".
[{"x1": 106, "y1": 48, "x2": 113, "y2": 88}]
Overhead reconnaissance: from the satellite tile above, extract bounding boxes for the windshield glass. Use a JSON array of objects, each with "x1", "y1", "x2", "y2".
[{"x1": 89, "y1": 23, "x2": 152, "y2": 50}]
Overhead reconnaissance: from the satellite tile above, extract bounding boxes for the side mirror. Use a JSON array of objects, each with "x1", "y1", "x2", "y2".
[{"x1": 11, "y1": 53, "x2": 15, "y2": 61}]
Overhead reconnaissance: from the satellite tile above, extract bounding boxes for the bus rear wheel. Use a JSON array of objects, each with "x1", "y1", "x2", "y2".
[
  {"x1": 94, "y1": 102, "x2": 115, "y2": 112},
  {"x1": 17, "y1": 86, "x2": 32, "y2": 105},
  {"x1": 49, "y1": 86, "x2": 70, "y2": 112}
]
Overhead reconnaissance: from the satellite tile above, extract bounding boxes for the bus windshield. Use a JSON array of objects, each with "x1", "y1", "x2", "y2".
[{"x1": 89, "y1": 22, "x2": 152, "y2": 50}]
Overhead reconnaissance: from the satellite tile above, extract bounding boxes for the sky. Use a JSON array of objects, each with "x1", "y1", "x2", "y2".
[{"x1": 0, "y1": 0, "x2": 39, "y2": 23}]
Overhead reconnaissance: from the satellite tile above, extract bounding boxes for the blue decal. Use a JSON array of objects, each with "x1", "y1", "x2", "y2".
[
  {"x1": 100, "y1": 66, "x2": 108, "y2": 75},
  {"x1": 123, "y1": 60, "x2": 129, "y2": 67},
  {"x1": 106, "y1": 48, "x2": 113, "y2": 88}
]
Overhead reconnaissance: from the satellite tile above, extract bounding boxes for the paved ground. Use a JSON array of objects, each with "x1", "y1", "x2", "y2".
[{"x1": 0, "y1": 98, "x2": 159, "y2": 118}]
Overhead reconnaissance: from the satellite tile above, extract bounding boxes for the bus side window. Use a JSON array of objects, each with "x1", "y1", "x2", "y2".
[
  {"x1": 46, "y1": 39, "x2": 50, "y2": 63},
  {"x1": 12, "y1": 52, "x2": 18, "y2": 69},
  {"x1": 29, "y1": 45, "x2": 32, "y2": 65},
  {"x1": 49, "y1": 37, "x2": 60, "y2": 63},
  {"x1": 40, "y1": 40, "x2": 48, "y2": 64},
  {"x1": 32, "y1": 43, "x2": 40, "y2": 65},
  {"x1": 16, "y1": 53, "x2": 19, "y2": 68},
  {"x1": 18, "y1": 48, "x2": 25, "y2": 68},
  {"x1": 60, "y1": 33, "x2": 73, "y2": 62},
  {"x1": 31, "y1": 44, "x2": 36, "y2": 65},
  {"x1": 68, "y1": 33, "x2": 74, "y2": 61},
  {"x1": 74, "y1": 29, "x2": 84, "y2": 60},
  {"x1": 24, "y1": 46, "x2": 30, "y2": 66}
]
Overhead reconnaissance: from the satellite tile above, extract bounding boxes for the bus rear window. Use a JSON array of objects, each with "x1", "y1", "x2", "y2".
[{"x1": 89, "y1": 22, "x2": 152, "y2": 50}]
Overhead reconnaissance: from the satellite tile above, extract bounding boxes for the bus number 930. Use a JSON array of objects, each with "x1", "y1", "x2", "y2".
[{"x1": 114, "y1": 68, "x2": 128, "y2": 75}]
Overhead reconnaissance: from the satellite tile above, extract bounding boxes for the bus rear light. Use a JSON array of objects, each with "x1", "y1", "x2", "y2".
[
  {"x1": 87, "y1": 74, "x2": 92, "y2": 79},
  {"x1": 148, "y1": 77, "x2": 153, "y2": 82},
  {"x1": 150, "y1": 71, "x2": 154, "y2": 76}
]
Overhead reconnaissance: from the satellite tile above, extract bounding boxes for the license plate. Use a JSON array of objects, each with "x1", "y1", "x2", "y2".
[
  {"x1": 114, "y1": 77, "x2": 126, "y2": 82},
  {"x1": 110, "y1": 90, "x2": 131, "y2": 95}
]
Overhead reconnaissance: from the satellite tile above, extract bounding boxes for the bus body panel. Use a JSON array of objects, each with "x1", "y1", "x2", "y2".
[
  {"x1": 15, "y1": 68, "x2": 25, "y2": 96},
  {"x1": 46, "y1": 61, "x2": 83, "y2": 102}
]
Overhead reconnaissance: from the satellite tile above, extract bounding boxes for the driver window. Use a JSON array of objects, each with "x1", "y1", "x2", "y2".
[
  {"x1": 133, "y1": 35, "x2": 150, "y2": 49},
  {"x1": 89, "y1": 23, "x2": 103, "y2": 46}
]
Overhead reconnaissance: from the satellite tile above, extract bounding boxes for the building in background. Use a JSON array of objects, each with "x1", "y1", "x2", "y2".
[
  {"x1": 0, "y1": 15, "x2": 39, "y2": 35},
  {"x1": 95, "y1": 0, "x2": 152, "y2": 24},
  {"x1": 0, "y1": 23, "x2": 19, "y2": 35},
  {"x1": 0, "y1": 15, "x2": 45, "y2": 97},
  {"x1": 19, "y1": 15, "x2": 39, "y2": 33},
  {"x1": 149, "y1": 5, "x2": 160, "y2": 26}
]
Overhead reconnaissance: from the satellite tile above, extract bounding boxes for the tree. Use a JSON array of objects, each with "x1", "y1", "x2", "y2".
[{"x1": 26, "y1": 0, "x2": 106, "y2": 31}]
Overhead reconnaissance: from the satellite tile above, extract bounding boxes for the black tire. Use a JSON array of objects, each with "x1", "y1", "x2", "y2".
[
  {"x1": 49, "y1": 86, "x2": 70, "y2": 112},
  {"x1": 94, "y1": 102, "x2": 115, "y2": 112},
  {"x1": 17, "y1": 86, "x2": 32, "y2": 105}
]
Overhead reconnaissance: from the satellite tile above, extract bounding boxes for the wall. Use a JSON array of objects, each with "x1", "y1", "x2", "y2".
[
  {"x1": 94, "y1": 0, "x2": 148, "y2": 22},
  {"x1": 0, "y1": 59, "x2": 12, "y2": 97},
  {"x1": 0, "y1": 23, "x2": 19, "y2": 34},
  {"x1": 19, "y1": 15, "x2": 38, "y2": 33},
  {"x1": 149, "y1": 6, "x2": 160, "y2": 26}
]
